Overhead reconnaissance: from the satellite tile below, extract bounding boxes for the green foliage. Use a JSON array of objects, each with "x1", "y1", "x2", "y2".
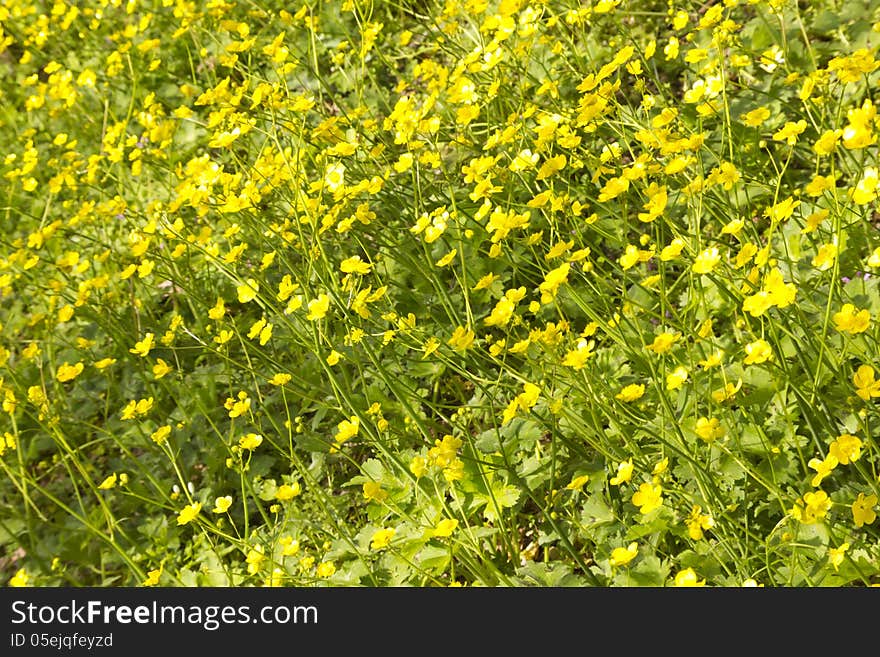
[{"x1": 2, "y1": 0, "x2": 880, "y2": 588}]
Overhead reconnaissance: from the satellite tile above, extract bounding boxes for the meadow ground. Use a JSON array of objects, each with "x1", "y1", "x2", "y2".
[{"x1": 2, "y1": 0, "x2": 880, "y2": 587}]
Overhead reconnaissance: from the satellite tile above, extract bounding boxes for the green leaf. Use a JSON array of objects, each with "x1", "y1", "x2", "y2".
[
  {"x1": 416, "y1": 544, "x2": 450, "y2": 572},
  {"x1": 579, "y1": 495, "x2": 616, "y2": 529},
  {"x1": 481, "y1": 481, "x2": 521, "y2": 521},
  {"x1": 628, "y1": 555, "x2": 670, "y2": 587},
  {"x1": 256, "y1": 478, "x2": 277, "y2": 501},
  {"x1": 514, "y1": 561, "x2": 584, "y2": 586},
  {"x1": 625, "y1": 508, "x2": 672, "y2": 540}
]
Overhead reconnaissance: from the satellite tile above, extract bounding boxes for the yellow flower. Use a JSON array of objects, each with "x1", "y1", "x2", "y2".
[
  {"x1": 759, "y1": 45, "x2": 785, "y2": 72},
  {"x1": 660, "y1": 238, "x2": 685, "y2": 261},
  {"x1": 484, "y1": 288, "x2": 524, "y2": 327},
  {"x1": 842, "y1": 99, "x2": 876, "y2": 149},
  {"x1": 509, "y1": 148, "x2": 539, "y2": 172},
  {"x1": 306, "y1": 294, "x2": 330, "y2": 321},
  {"x1": 56, "y1": 361, "x2": 84, "y2": 382},
  {"x1": 280, "y1": 288, "x2": 303, "y2": 313},
  {"x1": 237, "y1": 279, "x2": 259, "y2": 304},
  {"x1": 538, "y1": 262, "x2": 570, "y2": 303},
  {"x1": 666, "y1": 366, "x2": 688, "y2": 390},
  {"x1": 638, "y1": 183, "x2": 667, "y2": 222},
  {"x1": 152, "y1": 358, "x2": 173, "y2": 379},
  {"x1": 813, "y1": 129, "x2": 841, "y2": 156},
  {"x1": 773, "y1": 120, "x2": 807, "y2": 145},
  {"x1": 393, "y1": 153, "x2": 413, "y2": 173},
  {"x1": 616, "y1": 383, "x2": 645, "y2": 402},
  {"x1": 225, "y1": 391, "x2": 251, "y2": 418},
  {"x1": 699, "y1": 349, "x2": 724, "y2": 368},
  {"x1": 238, "y1": 433, "x2": 263, "y2": 450},
  {"x1": 852, "y1": 493, "x2": 877, "y2": 528},
  {"x1": 713, "y1": 162, "x2": 741, "y2": 190},
  {"x1": 833, "y1": 303, "x2": 871, "y2": 334},
  {"x1": 609, "y1": 542, "x2": 639, "y2": 567},
  {"x1": 142, "y1": 568, "x2": 162, "y2": 586},
  {"x1": 324, "y1": 163, "x2": 345, "y2": 192},
  {"x1": 610, "y1": 459, "x2": 634, "y2": 485},
  {"x1": 742, "y1": 269, "x2": 797, "y2": 316},
  {"x1": 599, "y1": 176, "x2": 629, "y2": 202},
  {"x1": 340, "y1": 255, "x2": 372, "y2": 275},
  {"x1": 277, "y1": 275, "x2": 299, "y2": 302},
  {"x1": 562, "y1": 339, "x2": 595, "y2": 370},
  {"x1": 805, "y1": 174, "x2": 835, "y2": 197},
  {"x1": 246, "y1": 546, "x2": 266, "y2": 575},
  {"x1": 121, "y1": 397, "x2": 154, "y2": 420},
  {"x1": 711, "y1": 380, "x2": 741, "y2": 403},
  {"x1": 673, "y1": 568, "x2": 706, "y2": 586},
  {"x1": 275, "y1": 482, "x2": 302, "y2": 500},
  {"x1": 370, "y1": 528, "x2": 396, "y2": 550},
  {"x1": 685, "y1": 48, "x2": 709, "y2": 64},
  {"x1": 214, "y1": 329, "x2": 234, "y2": 345},
  {"x1": 829, "y1": 433, "x2": 862, "y2": 465},
  {"x1": 9, "y1": 568, "x2": 29, "y2": 587},
  {"x1": 208, "y1": 297, "x2": 226, "y2": 320},
  {"x1": 765, "y1": 197, "x2": 800, "y2": 223},
  {"x1": 631, "y1": 482, "x2": 663, "y2": 514},
  {"x1": 565, "y1": 474, "x2": 590, "y2": 491},
  {"x1": 129, "y1": 333, "x2": 154, "y2": 357},
  {"x1": 97, "y1": 473, "x2": 118, "y2": 490},
  {"x1": 316, "y1": 561, "x2": 336, "y2": 578},
  {"x1": 672, "y1": 9, "x2": 688, "y2": 29},
  {"x1": 686, "y1": 505, "x2": 715, "y2": 540},
  {"x1": 851, "y1": 167, "x2": 879, "y2": 205},
  {"x1": 473, "y1": 272, "x2": 499, "y2": 291},
  {"x1": 692, "y1": 247, "x2": 721, "y2": 274},
  {"x1": 695, "y1": 417, "x2": 725, "y2": 442},
  {"x1": 410, "y1": 455, "x2": 426, "y2": 478},
  {"x1": 212, "y1": 496, "x2": 233, "y2": 513},
  {"x1": 646, "y1": 332, "x2": 680, "y2": 354},
  {"x1": 487, "y1": 208, "x2": 530, "y2": 243},
  {"x1": 801, "y1": 210, "x2": 829, "y2": 235},
  {"x1": 536, "y1": 154, "x2": 566, "y2": 180},
  {"x1": 828, "y1": 543, "x2": 850, "y2": 572},
  {"x1": 435, "y1": 249, "x2": 457, "y2": 267},
  {"x1": 652, "y1": 457, "x2": 669, "y2": 476},
  {"x1": 853, "y1": 365, "x2": 880, "y2": 400},
  {"x1": 433, "y1": 518, "x2": 458, "y2": 537},
  {"x1": 811, "y1": 243, "x2": 838, "y2": 270},
  {"x1": 740, "y1": 106, "x2": 770, "y2": 127},
  {"x1": 176, "y1": 501, "x2": 202, "y2": 526},
  {"x1": 280, "y1": 536, "x2": 300, "y2": 556},
  {"x1": 150, "y1": 425, "x2": 171, "y2": 445},
  {"x1": 619, "y1": 244, "x2": 641, "y2": 270},
  {"x1": 335, "y1": 415, "x2": 360, "y2": 446},
  {"x1": 652, "y1": 107, "x2": 677, "y2": 128},
  {"x1": 362, "y1": 481, "x2": 387, "y2": 503},
  {"x1": 808, "y1": 453, "x2": 839, "y2": 487},
  {"x1": 790, "y1": 490, "x2": 831, "y2": 524},
  {"x1": 448, "y1": 326, "x2": 475, "y2": 352},
  {"x1": 260, "y1": 324, "x2": 273, "y2": 345},
  {"x1": 743, "y1": 339, "x2": 773, "y2": 365},
  {"x1": 57, "y1": 305, "x2": 74, "y2": 323},
  {"x1": 247, "y1": 318, "x2": 267, "y2": 340}
]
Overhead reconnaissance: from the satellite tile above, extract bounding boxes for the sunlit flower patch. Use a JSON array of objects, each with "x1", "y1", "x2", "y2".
[{"x1": 1, "y1": 0, "x2": 880, "y2": 587}]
